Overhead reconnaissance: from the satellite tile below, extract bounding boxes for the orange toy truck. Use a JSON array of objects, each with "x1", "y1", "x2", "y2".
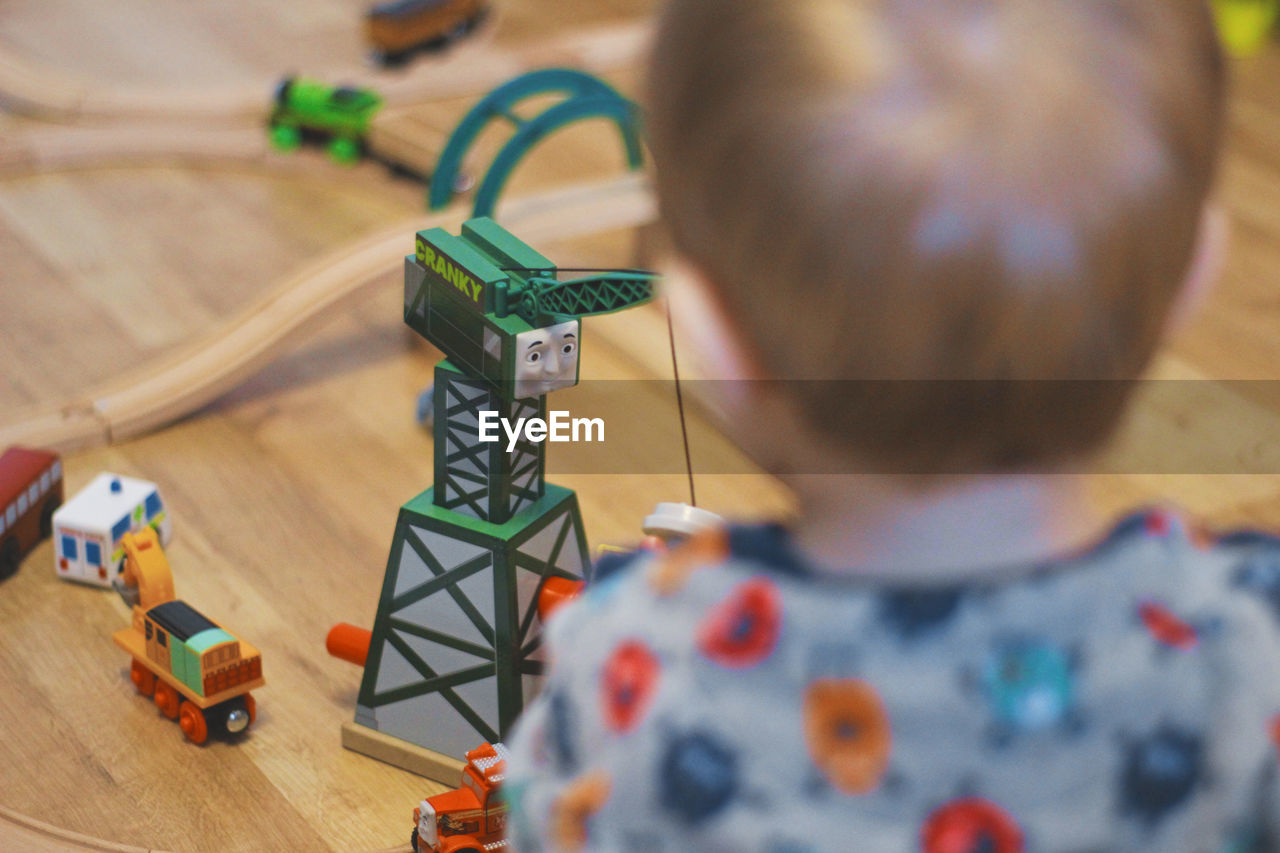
[
  {"x1": 112, "y1": 528, "x2": 264, "y2": 743},
  {"x1": 412, "y1": 742, "x2": 510, "y2": 853}
]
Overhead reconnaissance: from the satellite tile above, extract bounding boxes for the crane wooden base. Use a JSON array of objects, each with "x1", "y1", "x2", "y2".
[{"x1": 341, "y1": 721, "x2": 465, "y2": 787}]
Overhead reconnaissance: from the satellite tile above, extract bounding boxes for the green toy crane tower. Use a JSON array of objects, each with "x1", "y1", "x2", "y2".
[{"x1": 338, "y1": 217, "x2": 654, "y2": 779}]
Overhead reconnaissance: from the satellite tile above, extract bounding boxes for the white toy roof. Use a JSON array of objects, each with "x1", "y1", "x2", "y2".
[{"x1": 54, "y1": 472, "x2": 158, "y2": 530}]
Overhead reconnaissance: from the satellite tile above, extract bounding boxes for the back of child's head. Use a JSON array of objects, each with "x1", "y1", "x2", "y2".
[{"x1": 647, "y1": 0, "x2": 1224, "y2": 474}]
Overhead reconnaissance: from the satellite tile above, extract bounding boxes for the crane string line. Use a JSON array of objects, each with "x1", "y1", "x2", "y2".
[{"x1": 665, "y1": 297, "x2": 696, "y2": 507}]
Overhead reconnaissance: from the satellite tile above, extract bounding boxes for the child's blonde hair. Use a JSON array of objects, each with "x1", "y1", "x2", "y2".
[{"x1": 647, "y1": 0, "x2": 1224, "y2": 473}]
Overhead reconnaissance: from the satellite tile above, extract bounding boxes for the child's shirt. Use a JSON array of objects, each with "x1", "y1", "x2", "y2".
[{"x1": 504, "y1": 510, "x2": 1280, "y2": 853}]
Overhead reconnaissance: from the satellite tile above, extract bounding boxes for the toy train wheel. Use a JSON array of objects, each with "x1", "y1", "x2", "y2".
[
  {"x1": 373, "y1": 48, "x2": 412, "y2": 68},
  {"x1": 39, "y1": 497, "x2": 60, "y2": 538},
  {"x1": 409, "y1": 827, "x2": 419, "y2": 853},
  {"x1": 209, "y1": 694, "x2": 254, "y2": 736},
  {"x1": 153, "y1": 680, "x2": 180, "y2": 719},
  {"x1": 269, "y1": 123, "x2": 301, "y2": 152},
  {"x1": 327, "y1": 137, "x2": 360, "y2": 164},
  {"x1": 179, "y1": 701, "x2": 209, "y2": 745},
  {"x1": 130, "y1": 660, "x2": 156, "y2": 697},
  {"x1": 0, "y1": 539, "x2": 19, "y2": 581},
  {"x1": 461, "y1": 5, "x2": 489, "y2": 36}
]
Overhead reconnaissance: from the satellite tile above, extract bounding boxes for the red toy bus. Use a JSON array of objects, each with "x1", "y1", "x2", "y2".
[{"x1": 0, "y1": 446, "x2": 63, "y2": 580}]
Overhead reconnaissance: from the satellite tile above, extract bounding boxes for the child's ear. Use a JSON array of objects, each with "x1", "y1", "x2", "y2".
[
  {"x1": 1167, "y1": 202, "x2": 1229, "y2": 332},
  {"x1": 663, "y1": 257, "x2": 763, "y2": 381}
]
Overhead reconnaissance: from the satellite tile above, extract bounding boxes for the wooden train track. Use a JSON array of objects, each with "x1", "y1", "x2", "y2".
[
  {"x1": 0, "y1": 125, "x2": 277, "y2": 175},
  {"x1": 0, "y1": 802, "x2": 411, "y2": 853},
  {"x1": 0, "y1": 20, "x2": 649, "y2": 125},
  {"x1": 0, "y1": 171, "x2": 655, "y2": 454},
  {"x1": 0, "y1": 122, "x2": 429, "y2": 193}
]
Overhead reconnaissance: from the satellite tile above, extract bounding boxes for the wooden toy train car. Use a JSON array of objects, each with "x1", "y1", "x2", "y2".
[
  {"x1": 366, "y1": 0, "x2": 488, "y2": 66},
  {"x1": 411, "y1": 742, "x2": 509, "y2": 853},
  {"x1": 0, "y1": 446, "x2": 63, "y2": 580},
  {"x1": 268, "y1": 77, "x2": 383, "y2": 164},
  {"x1": 112, "y1": 529, "x2": 263, "y2": 744}
]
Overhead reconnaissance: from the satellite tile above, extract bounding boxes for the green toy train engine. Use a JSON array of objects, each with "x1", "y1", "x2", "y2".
[{"x1": 268, "y1": 77, "x2": 383, "y2": 164}]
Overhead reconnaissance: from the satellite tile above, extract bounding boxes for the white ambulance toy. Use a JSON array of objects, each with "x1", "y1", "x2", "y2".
[{"x1": 53, "y1": 473, "x2": 172, "y2": 588}]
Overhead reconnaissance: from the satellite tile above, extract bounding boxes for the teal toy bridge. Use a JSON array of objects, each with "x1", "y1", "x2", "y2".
[{"x1": 429, "y1": 68, "x2": 644, "y2": 217}]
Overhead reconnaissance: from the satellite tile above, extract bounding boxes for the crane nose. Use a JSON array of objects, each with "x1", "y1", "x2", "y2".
[{"x1": 542, "y1": 346, "x2": 561, "y2": 377}]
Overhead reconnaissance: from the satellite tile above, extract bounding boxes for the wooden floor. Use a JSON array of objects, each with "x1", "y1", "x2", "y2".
[{"x1": 0, "y1": 3, "x2": 1277, "y2": 851}]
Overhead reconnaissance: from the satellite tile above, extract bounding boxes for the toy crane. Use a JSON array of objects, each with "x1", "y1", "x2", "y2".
[
  {"x1": 114, "y1": 526, "x2": 175, "y2": 610},
  {"x1": 329, "y1": 217, "x2": 656, "y2": 781}
]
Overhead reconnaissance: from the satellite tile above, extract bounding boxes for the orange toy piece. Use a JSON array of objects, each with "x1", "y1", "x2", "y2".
[
  {"x1": 536, "y1": 575, "x2": 586, "y2": 622},
  {"x1": 179, "y1": 701, "x2": 209, "y2": 745},
  {"x1": 411, "y1": 742, "x2": 510, "y2": 853},
  {"x1": 326, "y1": 622, "x2": 373, "y2": 666},
  {"x1": 112, "y1": 529, "x2": 263, "y2": 743}
]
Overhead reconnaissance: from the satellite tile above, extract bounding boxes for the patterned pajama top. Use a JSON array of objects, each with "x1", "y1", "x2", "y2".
[{"x1": 504, "y1": 510, "x2": 1280, "y2": 853}]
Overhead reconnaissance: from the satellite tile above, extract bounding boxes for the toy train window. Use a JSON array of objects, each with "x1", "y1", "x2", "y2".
[
  {"x1": 112, "y1": 517, "x2": 130, "y2": 541},
  {"x1": 157, "y1": 630, "x2": 167, "y2": 647},
  {"x1": 16, "y1": 493, "x2": 27, "y2": 514},
  {"x1": 145, "y1": 493, "x2": 161, "y2": 518},
  {"x1": 6, "y1": 505, "x2": 14, "y2": 525},
  {"x1": 39, "y1": 472, "x2": 50, "y2": 492},
  {"x1": 61, "y1": 535, "x2": 77, "y2": 559},
  {"x1": 86, "y1": 542, "x2": 101, "y2": 566},
  {"x1": 145, "y1": 622, "x2": 153, "y2": 640},
  {"x1": 205, "y1": 644, "x2": 238, "y2": 666}
]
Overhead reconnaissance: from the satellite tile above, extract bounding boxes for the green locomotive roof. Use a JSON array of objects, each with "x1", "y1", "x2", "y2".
[{"x1": 330, "y1": 87, "x2": 380, "y2": 112}]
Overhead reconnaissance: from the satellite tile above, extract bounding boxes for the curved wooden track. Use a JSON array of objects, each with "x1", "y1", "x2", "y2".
[
  {"x1": 0, "y1": 20, "x2": 648, "y2": 125},
  {"x1": 0, "y1": 803, "x2": 179, "y2": 853},
  {"x1": 0, "y1": 122, "x2": 430, "y2": 192},
  {"x1": 0, "y1": 171, "x2": 655, "y2": 453},
  {"x1": 0, "y1": 125, "x2": 276, "y2": 175},
  {"x1": 0, "y1": 803, "x2": 410, "y2": 853}
]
